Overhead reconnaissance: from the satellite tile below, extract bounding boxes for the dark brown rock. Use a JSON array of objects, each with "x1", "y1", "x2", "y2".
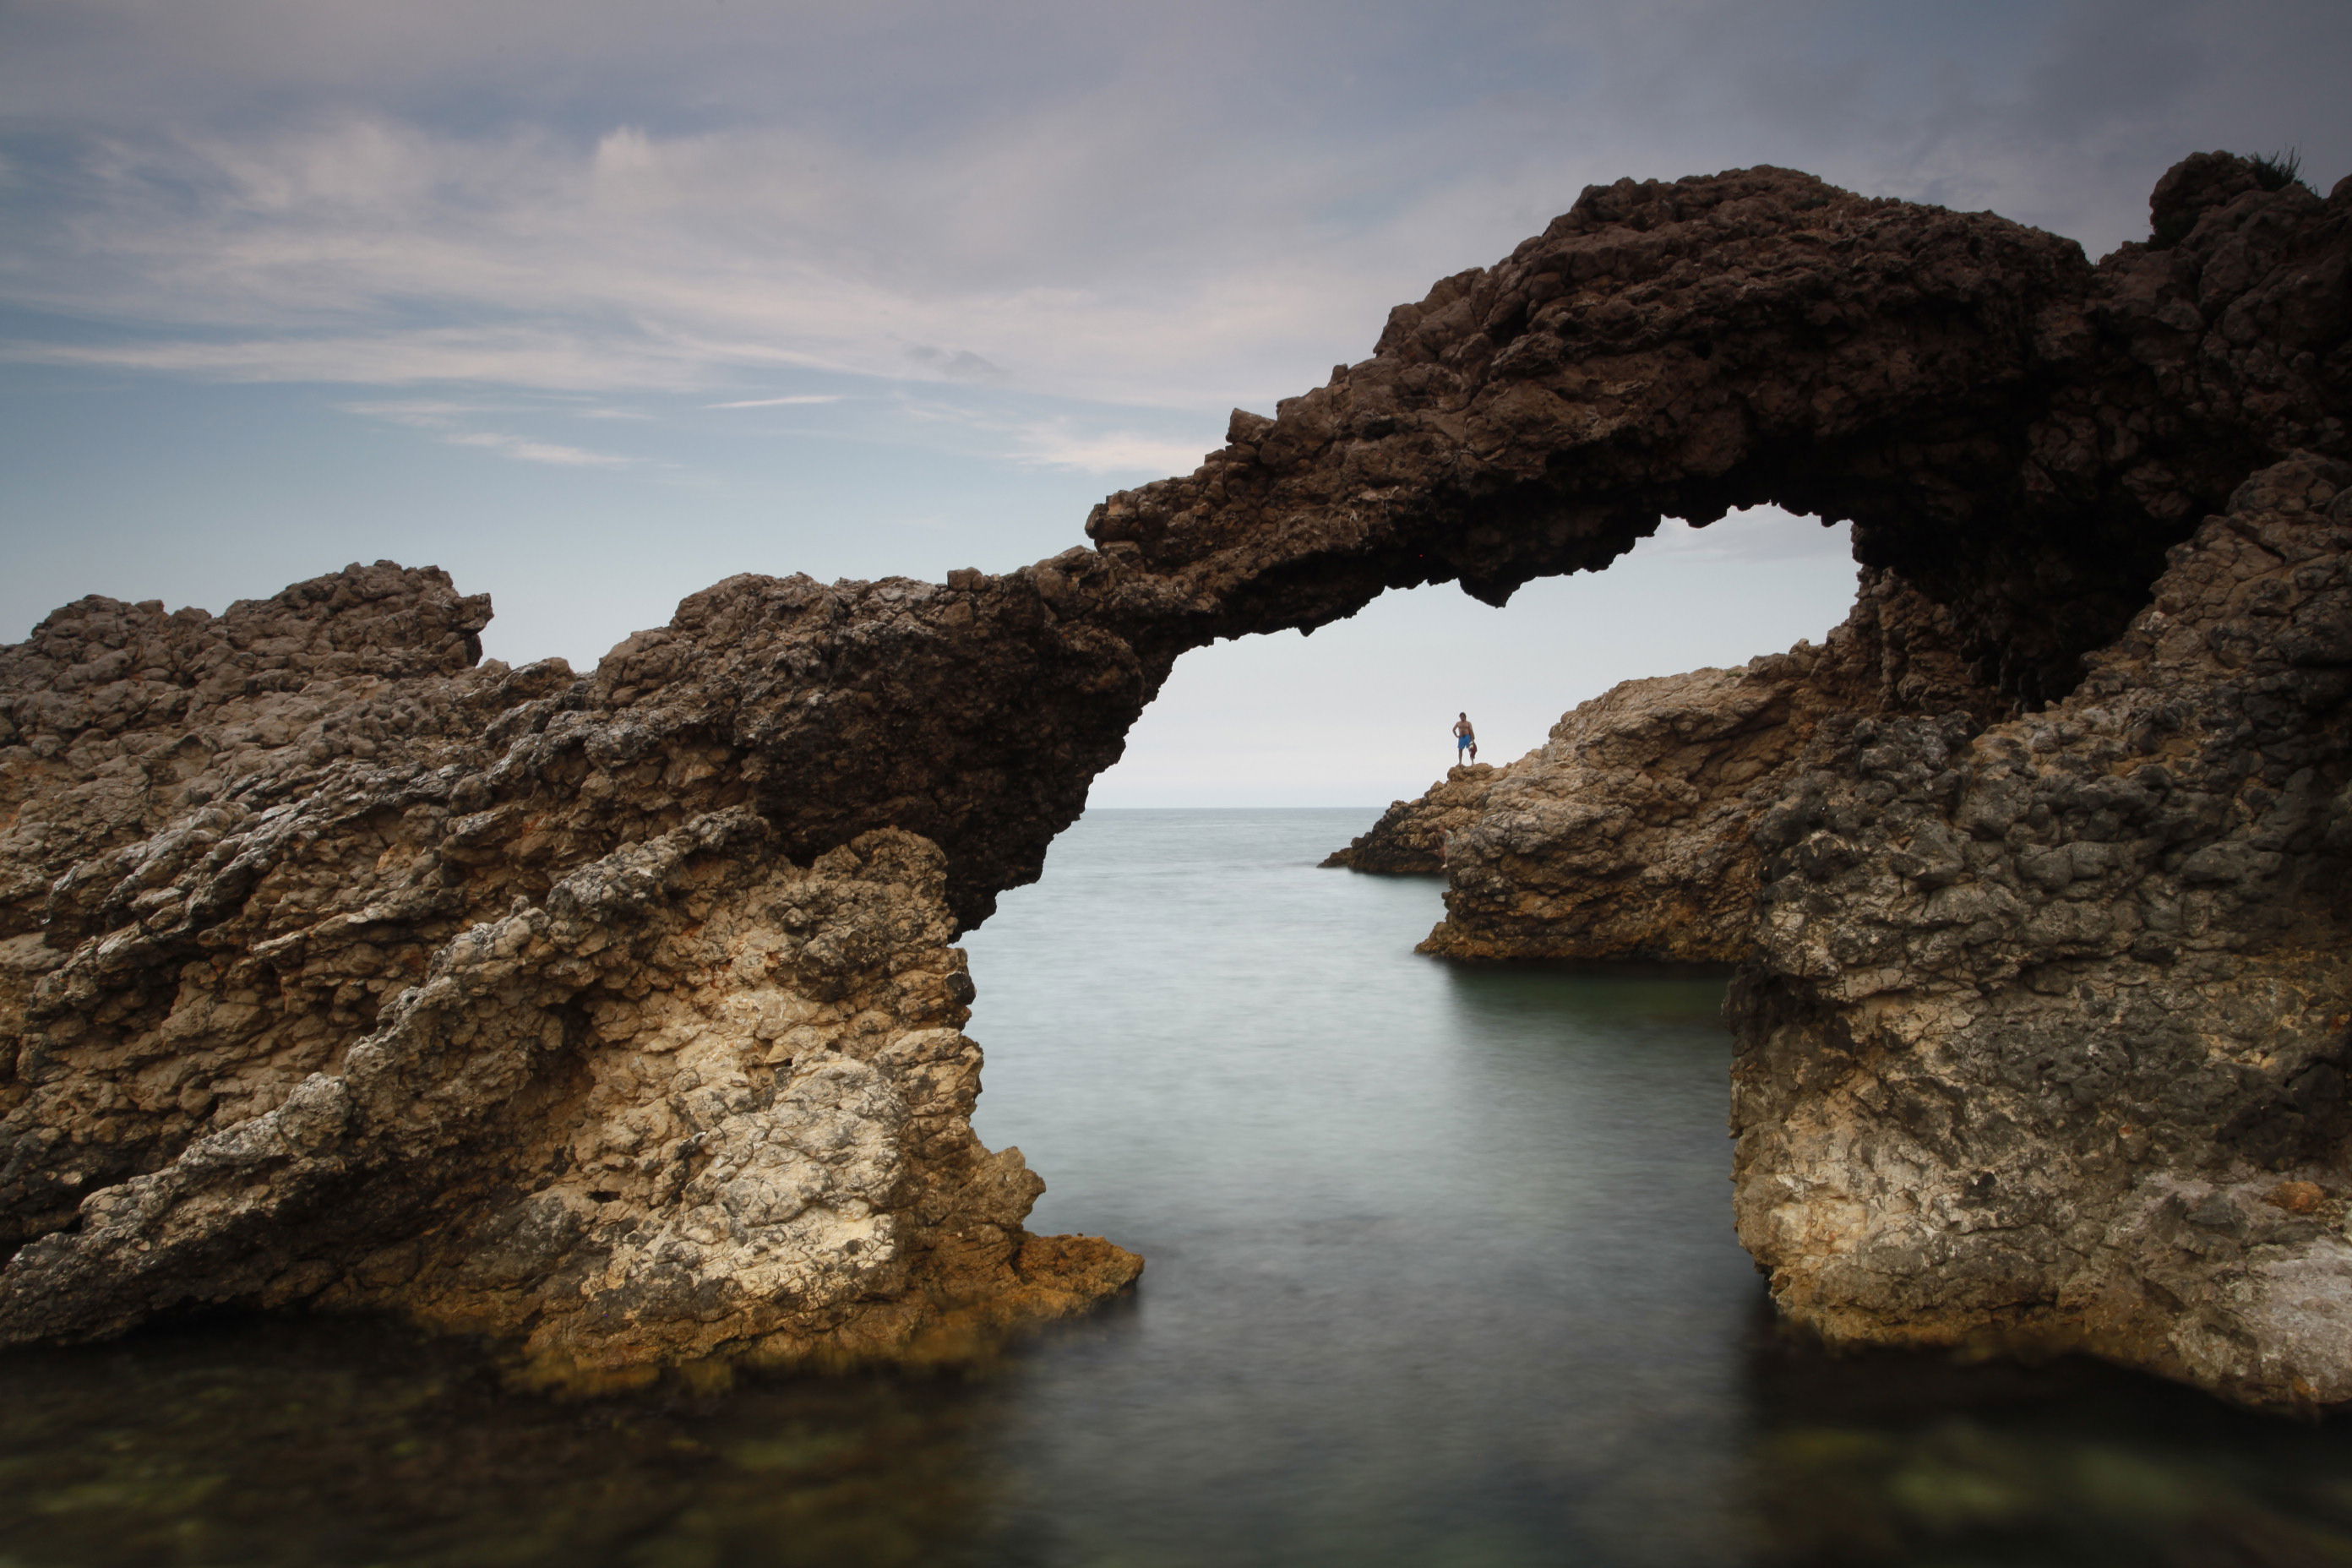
[
  {"x1": 2, "y1": 155, "x2": 2347, "y2": 1395},
  {"x1": 1093, "y1": 160, "x2": 2346, "y2": 708}
]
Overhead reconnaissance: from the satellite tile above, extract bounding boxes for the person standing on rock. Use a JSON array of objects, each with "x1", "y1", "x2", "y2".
[{"x1": 1452, "y1": 712, "x2": 1477, "y2": 764}]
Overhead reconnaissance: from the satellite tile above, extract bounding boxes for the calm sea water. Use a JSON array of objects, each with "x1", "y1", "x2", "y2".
[{"x1": 7, "y1": 808, "x2": 2352, "y2": 1567}]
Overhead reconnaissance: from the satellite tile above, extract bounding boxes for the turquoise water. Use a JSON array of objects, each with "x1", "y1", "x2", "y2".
[{"x1": 7, "y1": 808, "x2": 2352, "y2": 1565}]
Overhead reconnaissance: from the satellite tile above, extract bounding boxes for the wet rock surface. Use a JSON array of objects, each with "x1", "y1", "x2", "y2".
[{"x1": 3, "y1": 155, "x2": 2349, "y2": 1391}]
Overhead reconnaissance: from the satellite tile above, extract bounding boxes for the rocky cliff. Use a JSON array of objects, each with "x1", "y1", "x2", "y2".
[
  {"x1": 4, "y1": 154, "x2": 2347, "y2": 1398},
  {"x1": 1320, "y1": 765, "x2": 1500, "y2": 874},
  {"x1": 1738, "y1": 454, "x2": 2352, "y2": 1407},
  {"x1": 0, "y1": 568, "x2": 1141, "y2": 1384},
  {"x1": 1396, "y1": 567, "x2": 1998, "y2": 963}
]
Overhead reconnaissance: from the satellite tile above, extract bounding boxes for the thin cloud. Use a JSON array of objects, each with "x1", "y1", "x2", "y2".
[
  {"x1": 443, "y1": 431, "x2": 632, "y2": 466},
  {"x1": 335, "y1": 397, "x2": 491, "y2": 427},
  {"x1": 8, "y1": 327, "x2": 727, "y2": 392},
  {"x1": 906, "y1": 345, "x2": 1006, "y2": 382},
  {"x1": 0, "y1": 112, "x2": 1538, "y2": 409},
  {"x1": 1007, "y1": 422, "x2": 1212, "y2": 476},
  {"x1": 336, "y1": 395, "x2": 635, "y2": 466},
  {"x1": 0, "y1": 0, "x2": 2341, "y2": 420},
  {"x1": 881, "y1": 395, "x2": 1215, "y2": 476},
  {"x1": 706, "y1": 394, "x2": 846, "y2": 408}
]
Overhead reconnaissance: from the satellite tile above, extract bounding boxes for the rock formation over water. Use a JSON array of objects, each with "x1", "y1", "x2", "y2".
[
  {"x1": 1397, "y1": 568, "x2": 1996, "y2": 964},
  {"x1": 1320, "y1": 765, "x2": 1500, "y2": 874},
  {"x1": 1740, "y1": 454, "x2": 2352, "y2": 1407},
  {"x1": 5, "y1": 155, "x2": 2347, "y2": 1397},
  {"x1": 0, "y1": 567, "x2": 1141, "y2": 1382}
]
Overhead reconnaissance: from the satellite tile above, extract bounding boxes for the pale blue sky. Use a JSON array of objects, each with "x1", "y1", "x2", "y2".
[{"x1": 3, "y1": 0, "x2": 2344, "y2": 804}]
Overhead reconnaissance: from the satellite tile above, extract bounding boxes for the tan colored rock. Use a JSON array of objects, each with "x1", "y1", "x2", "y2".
[
  {"x1": 1733, "y1": 455, "x2": 2352, "y2": 1411},
  {"x1": 1320, "y1": 764, "x2": 1501, "y2": 874},
  {"x1": 1422, "y1": 660, "x2": 1813, "y2": 963},
  {"x1": 0, "y1": 566, "x2": 1137, "y2": 1379},
  {"x1": 1407, "y1": 569, "x2": 1997, "y2": 963},
  {"x1": 2, "y1": 156, "x2": 2347, "y2": 1397},
  {"x1": 2268, "y1": 1181, "x2": 2327, "y2": 1216}
]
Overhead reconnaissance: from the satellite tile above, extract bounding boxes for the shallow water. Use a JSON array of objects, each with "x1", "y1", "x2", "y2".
[{"x1": 8, "y1": 808, "x2": 2352, "y2": 1566}]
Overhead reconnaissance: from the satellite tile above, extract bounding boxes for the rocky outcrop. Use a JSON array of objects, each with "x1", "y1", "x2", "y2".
[
  {"x1": 1414, "y1": 569, "x2": 1997, "y2": 963},
  {"x1": 1089, "y1": 158, "x2": 2347, "y2": 709},
  {"x1": 1372, "y1": 453, "x2": 2352, "y2": 1407},
  {"x1": 3, "y1": 155, "x2": 2347, "y2": 1395},
  {"x1": 1420, "y1": 658, "x2": 1819, "y2": 963},
  {"x1": 0, "y1": 568, "x2": 1140, "y2": 1383},
  {"x1": 1319, "y1": 764, "x2": 1500, "y2": 874},
  {"x1": 1734, "y1": 455, "x2": 2352, "y2": 1408}
]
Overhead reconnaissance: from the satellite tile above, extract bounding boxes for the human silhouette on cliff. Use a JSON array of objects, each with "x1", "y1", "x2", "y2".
[{"x1": 1452, "y1": 711, "x2": 1477, "y2": 764}]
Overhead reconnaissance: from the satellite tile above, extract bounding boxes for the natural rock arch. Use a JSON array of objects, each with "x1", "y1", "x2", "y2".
[{"x1": 2, "y1": 155, "x2": 2346, "y2": 1398}]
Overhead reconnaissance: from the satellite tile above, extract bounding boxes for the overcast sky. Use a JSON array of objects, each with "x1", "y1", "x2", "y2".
[{"x1": 3, "y1": 0, "x2": 2345, "y2": 807}]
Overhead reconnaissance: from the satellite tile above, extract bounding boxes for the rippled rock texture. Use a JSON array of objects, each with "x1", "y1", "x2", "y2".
[{"x1": 4, "y1": 153, "x2": 2348, "y2": 1393}]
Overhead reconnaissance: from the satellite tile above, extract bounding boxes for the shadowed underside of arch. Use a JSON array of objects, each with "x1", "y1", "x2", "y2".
[{"x1": 1, "y1": 155, "x2": 2347, "y2": 1399}]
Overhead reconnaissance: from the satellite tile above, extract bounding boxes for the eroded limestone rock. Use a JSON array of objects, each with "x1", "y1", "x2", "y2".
[
  {"x1": 1402, "y1": 569, "x2": 1997, "y2": 963},
  {"x1": 0, "y1": 567, "x2": 1137, "y2": 1379},
  {"x1": 1320, "y1": 765, "x2": 1502, "y2": 874},
  {"x1": 1734, "y1": 455, "x2": 2352, "y2": 1408},
  {"x1": 1424, "y1": 661, "x2": 1816, "y2": 964},
  {"x1": 3, "y1": 156, "x2": 2347, "y2": 1396},
  {"x1": 1092, "y1": 160, "x2": 2349, "y2": 706}
]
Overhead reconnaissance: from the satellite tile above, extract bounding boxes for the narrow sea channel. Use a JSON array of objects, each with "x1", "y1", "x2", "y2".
[
  {"x1": 7, "y1": 808, "x2": 2352, "y2": 1566},
  {"x1": 961, "y1": 808, "x2": 1756, "y2": 1565}
]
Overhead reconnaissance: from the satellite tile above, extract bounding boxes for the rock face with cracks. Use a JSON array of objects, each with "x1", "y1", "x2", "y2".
[
  {"x1": 0, "y1": 569, "x2": 1138, "y2": 1380},
  {"x1": 1396, "y1": 567, "x2": 1998, "y2": 964},
  {"x1": 1734, "y1": 455, "x2": 2352, "y2": 1409},
  {"x1": 1320, "y1": 765, "x2": 1500, "y2": 874},
  {"x1": 3, "y1": 155, "x2": 2349, "y2": 1396}
]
